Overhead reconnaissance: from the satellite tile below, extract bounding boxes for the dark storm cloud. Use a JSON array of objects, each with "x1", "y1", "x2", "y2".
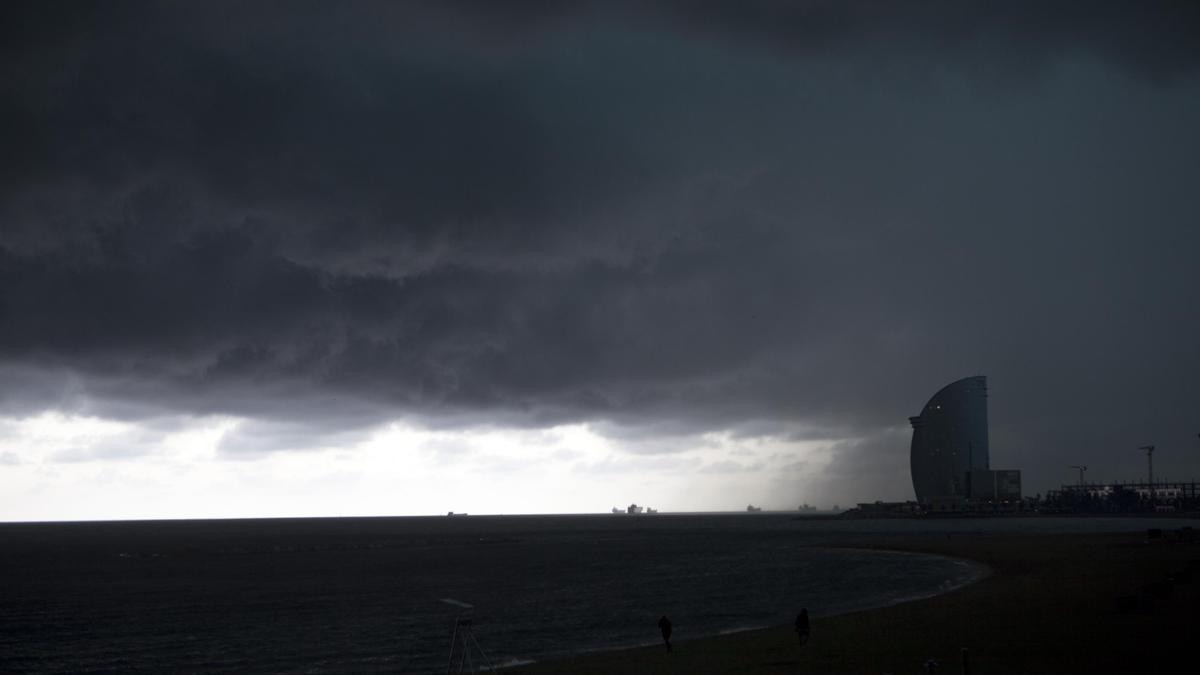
[
  {"x1": 653, "y1": 0, "x2": 1200, "y2": 80},
  {"x1": 2, "y1": 1, "x2": 1199, "y2": 491}
]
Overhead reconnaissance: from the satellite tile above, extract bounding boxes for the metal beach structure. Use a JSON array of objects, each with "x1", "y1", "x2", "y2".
[{"x1": 440, "y1": 598, "x2": 496, "y2": 674}]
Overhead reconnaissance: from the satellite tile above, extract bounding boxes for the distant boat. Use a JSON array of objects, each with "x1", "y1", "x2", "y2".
[
  {"x1": 746, "y1": 504, "x2": 762, "y2": 512},
  {"x1": 798, "y1": 503, "x2": 817, "y2": 512},
  {"x1": 446, "y1": 512, "x2": 468, "y2": 517},
  {"x1": 613, "y1": 504, "x2": 655, "y2": 514}
]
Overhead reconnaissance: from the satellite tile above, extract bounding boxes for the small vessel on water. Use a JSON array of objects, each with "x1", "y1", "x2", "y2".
[
  {"x1": 611, "y1": 504, "x2": 657, "y2": 514},
  {"x1": 746, "y1": 504, "x2": 762, "y2": 512}
]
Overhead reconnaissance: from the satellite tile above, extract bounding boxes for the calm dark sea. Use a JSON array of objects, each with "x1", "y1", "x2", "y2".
[{"x1": 3, "y1": 513, "x2": 1177, "y2": 673}]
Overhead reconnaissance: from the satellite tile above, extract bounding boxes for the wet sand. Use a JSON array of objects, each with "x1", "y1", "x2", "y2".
[{"x1": 513, "y1": 527, "x2": 1199, "y2": 674}]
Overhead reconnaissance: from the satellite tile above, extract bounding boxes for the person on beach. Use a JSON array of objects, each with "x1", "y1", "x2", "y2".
[
  {"x1": 658, "y1": 615, "x2": 673, "y2": 652},
  {"x1": 795, "y1": 608, "x2": 810, "y2": 645}
]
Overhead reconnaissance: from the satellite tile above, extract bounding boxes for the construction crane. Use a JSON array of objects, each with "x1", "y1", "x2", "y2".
[{"x1": 1070, "y1": 461, "x2": 1089, "y2": 482}]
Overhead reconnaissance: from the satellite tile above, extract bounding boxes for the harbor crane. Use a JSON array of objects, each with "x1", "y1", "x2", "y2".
[{"x1": 1069, "y1": 465, "x2": 1087, "y2": 487}]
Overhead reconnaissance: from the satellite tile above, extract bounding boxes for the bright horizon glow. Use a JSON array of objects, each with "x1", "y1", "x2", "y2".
[{"x1": 0, "y1": 411, "x2": 870, "y2": 522}]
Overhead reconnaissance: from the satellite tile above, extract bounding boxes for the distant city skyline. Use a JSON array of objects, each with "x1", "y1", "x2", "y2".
[{"x1": 2, "y1": 1, "x2": 1199, "y2": 520}]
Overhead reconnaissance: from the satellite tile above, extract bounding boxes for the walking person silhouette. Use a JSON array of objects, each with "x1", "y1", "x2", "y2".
[
  {"x1": 795, "y1": 608, "x2": 810, "y2": 645},
  {"x1": 658, "y1": 615, "x2": 673, "y2": 652}
]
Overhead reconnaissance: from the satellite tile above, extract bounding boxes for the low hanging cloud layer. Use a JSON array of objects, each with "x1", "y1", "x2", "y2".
[{"x1": 2, "y1": 1, "x2": 1199, "y2": 501}]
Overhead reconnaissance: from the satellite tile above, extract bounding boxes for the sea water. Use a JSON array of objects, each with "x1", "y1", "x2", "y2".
[{"x1": 0, "y1": 514, "x2": 1183, "y2": 673}]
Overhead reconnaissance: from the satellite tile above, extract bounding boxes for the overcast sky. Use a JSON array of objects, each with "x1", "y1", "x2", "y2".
[{"x1": 2, "y1": 1, "x2": 1198, "y2": 521}]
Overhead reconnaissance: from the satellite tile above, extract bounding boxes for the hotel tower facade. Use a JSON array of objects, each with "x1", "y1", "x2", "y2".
[{"x1": 908, "y1": 375, "x2": 990, "y2": 503}]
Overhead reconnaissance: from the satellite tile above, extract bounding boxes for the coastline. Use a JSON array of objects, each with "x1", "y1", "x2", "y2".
[
  {"x1": 500, "y1": 547, "x2": 990, "y2": 670},
  {"x1": 512, "y1": 527, "x2": 1199, "y2": 674}
]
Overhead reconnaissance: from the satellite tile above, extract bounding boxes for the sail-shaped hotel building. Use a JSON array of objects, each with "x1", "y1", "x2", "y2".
[{"x1": 909, "y1": 375, "x2": 1002, "y2": 503}]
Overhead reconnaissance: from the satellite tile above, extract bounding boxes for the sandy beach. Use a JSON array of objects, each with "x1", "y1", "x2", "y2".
[{"x1": 513, "y1": 525, "x2": 1199, "y2": 674}]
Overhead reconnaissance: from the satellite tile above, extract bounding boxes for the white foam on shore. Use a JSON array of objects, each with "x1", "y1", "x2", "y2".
[{"x1": 494, "y1": 657, "x2": 537, "y2": 669}]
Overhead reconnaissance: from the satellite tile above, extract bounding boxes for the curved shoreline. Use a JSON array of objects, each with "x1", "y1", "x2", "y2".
[
  {"x1": 506, "y1": 545, "x2": 991, "y2": 671},
  {"x1": 513, "y1": 529, "x2": 1198, "y2": 674},
  {"x1": 833, "y1": 546, "x2": 993, "y2": 610}
]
